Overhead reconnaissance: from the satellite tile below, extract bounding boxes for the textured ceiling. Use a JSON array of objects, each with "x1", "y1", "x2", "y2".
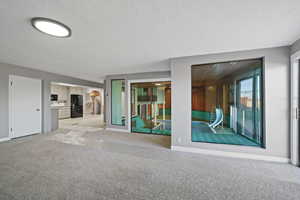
[
  {"x1": 192, "y1": 59, "x2": 261, "y2": 82},
  {"x1": 0, "y1": 0, "x2": 300, "y2": 82}
]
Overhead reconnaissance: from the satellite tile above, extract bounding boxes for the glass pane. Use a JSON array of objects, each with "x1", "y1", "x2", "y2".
[
  {"x1": 131, "y1": 82, "x2": 171, "y2": 135},
  {"x1": 237, "y1": 78, "x2": 254, "y2": 139},
  {"x1": 153, "y1": 85, "x2": 171, "y2": 135},
  {"x1": 191, "y1": 59, "x2": 263, "y2": 147},
  {"x1": 111, "y1": 80, "x2": 125, "y2": 126}
]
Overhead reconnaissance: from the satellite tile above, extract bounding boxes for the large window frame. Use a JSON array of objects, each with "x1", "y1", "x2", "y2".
[
  {"x1": 127, "y1": 78, "x2": 172, "y2": 132},
  {"x1": 190, "y1": 58, "x2": 265, "y2": 148},
  {"x1": 130, "y1": 81, "x2": 172, "y2": 136}
]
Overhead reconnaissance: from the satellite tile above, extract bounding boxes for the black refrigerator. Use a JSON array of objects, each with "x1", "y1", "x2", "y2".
[{"x1": 71, "y1": 95, "x2": 83, "y2": 118}]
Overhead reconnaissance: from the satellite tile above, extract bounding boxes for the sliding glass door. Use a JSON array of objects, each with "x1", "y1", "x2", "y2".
[
  {"x1": 236, "y1": 70, "x2": 262, "y2": 145},
  {"x1": 131, "y1": 82, "x2": 171, "y2": 135},
  {"x1": 237, "y1": 77, "x2": 254, "y2": 139},
  {"x1": 111, "y1": 80, "x2": 125, "y2": 126}
]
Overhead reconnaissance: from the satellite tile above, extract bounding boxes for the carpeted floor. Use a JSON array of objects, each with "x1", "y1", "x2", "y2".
[{"x1": 0, "y1": 128, "x2": 299, "y2": 200}]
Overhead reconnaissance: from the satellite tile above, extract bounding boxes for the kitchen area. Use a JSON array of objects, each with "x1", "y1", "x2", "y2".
[{"x1": 50, "y1": 82, "x2": 104, "y2": 131}]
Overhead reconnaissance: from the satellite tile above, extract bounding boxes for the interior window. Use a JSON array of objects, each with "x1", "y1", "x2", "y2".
[
  {"x1": 191, "y1": 59, "x2": 263, "y2": 147},
  {"x1": 130, "y1": 82, "x2": 171, "y2": 135}
]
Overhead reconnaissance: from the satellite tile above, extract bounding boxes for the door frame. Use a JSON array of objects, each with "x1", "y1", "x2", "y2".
[
  {"x1": 235, "y1": 72, "x2": 263, "y2": 146},
  {"x1": 291, "y1": 52, "x2": 300, "y2": 166},
  {"x1": 9, "y1": 75, "x2": 42, "y2": 139},
  {"x1": 236, "y1": 76, "x2": 255, "y2": 140},
  {"x1": 127, "y1": 78, "x2": 172, "y2": 132}
]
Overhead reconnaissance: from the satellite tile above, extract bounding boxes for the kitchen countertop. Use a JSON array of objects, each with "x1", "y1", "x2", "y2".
[{"x1": 51, "y1": 105, "x2": 70, "y2": 109}]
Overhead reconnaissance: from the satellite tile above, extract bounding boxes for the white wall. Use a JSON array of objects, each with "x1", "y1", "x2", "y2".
[{"x1": 171, "y1": 46, "x2": 290, "y2": 159}]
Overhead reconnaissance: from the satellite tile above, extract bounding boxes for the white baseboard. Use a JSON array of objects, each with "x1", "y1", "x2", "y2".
[
  {"x1": 0, "y1": 137, "x2": 11, "y2": 143},
  {"x1": 291, "y1": 160, "x2": 300, "y2": 166},
  {"x1": 171, "y1": 146, "x2": 290, "y2": 163},
  {"x1": 105, "y1": 128, "x2": 130, "y2": 133}
]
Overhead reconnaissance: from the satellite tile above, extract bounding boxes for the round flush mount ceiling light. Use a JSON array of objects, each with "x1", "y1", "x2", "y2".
[{"x1": 31, "y1": 17, "x2": 71, "y2": 38}]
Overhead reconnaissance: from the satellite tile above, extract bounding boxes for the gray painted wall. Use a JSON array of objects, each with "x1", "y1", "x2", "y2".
[
  {"x1": 0, "y1": 62, "x2": 103, "y2": 139},
  {"x1": 171, "y1": 46, "x2": 290, "y2": 158},
  {"x1": 291, "y1": 38, "x2": 300, "y2": 55},
  {"x1": 105, "y1": 71, "x2": 171, "y2": 130}
]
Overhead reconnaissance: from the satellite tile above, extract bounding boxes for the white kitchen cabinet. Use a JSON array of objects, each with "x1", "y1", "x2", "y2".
[{"x1": 58, "y1": 106, "x2": 71, "y2": 119}]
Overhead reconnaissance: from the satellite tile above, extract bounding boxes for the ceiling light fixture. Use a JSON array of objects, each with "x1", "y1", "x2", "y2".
[{"x1": 31, "y1": 17, "x2": 71, "y2": 38}]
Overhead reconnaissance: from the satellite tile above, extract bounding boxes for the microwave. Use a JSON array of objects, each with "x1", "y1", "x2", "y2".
[{"x1": 51, "y1": 94, "x2": 58, "y2": 101}]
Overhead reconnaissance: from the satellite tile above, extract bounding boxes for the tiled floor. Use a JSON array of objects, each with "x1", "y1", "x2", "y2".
[{"x1": 59, "y1": 114, "x2": 105, "y2": 129}]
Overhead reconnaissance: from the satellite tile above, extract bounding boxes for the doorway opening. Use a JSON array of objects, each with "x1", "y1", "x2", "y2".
[
  {"x1": 130, "y1": 81, "x2": 171, "y2": 136},
  {"x1": 50, "y1": 82, "x2": 104, "y2": 130}
]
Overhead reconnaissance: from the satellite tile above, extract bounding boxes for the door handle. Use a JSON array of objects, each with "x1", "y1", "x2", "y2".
[{"x1": 36, "y1": 109, "x2": 40, "y2": 112}]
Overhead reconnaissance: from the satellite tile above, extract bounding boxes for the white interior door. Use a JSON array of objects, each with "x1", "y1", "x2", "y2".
[
  {"x1": 9, "y1": 75, "x2": 42, "y2": 138},
  {"x1": 291, "y1": 54, "x2": 300, "y2": 166}
]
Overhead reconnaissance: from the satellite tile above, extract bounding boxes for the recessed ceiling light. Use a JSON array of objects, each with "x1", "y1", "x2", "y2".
[
  {"x1": 155, "y1": 83, "x2": 162, "y2": 86},
  {"x1": 31, "y1": 17, "x2": 71, "y2": 38}
]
